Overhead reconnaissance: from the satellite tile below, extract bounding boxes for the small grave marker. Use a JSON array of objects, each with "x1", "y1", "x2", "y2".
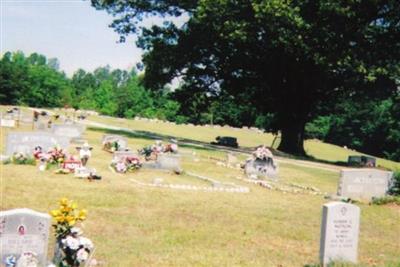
[
  {"x1": 62, "y1": 160, "x2": 82, "y2": 171},
  {"x1": 0, "y1": 119, "x2": 16, "y2": 128},
  {"x1": 0, "y1": 209, "x2": 51, "y2": 266},
  {"x1": 157, "y1": 154, "x2": 182, "y2": 173},
  {"x1": 320, "y1": 202, "x2": 360, "y2": 266},
  {"x1": 53, "y1": 124, "x2": 85, "y2": 138}
]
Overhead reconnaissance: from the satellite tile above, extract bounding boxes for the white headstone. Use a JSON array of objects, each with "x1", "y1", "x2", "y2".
[
  {"x1": 0, "y1": 209, "x2": 51, "y2": 266},
  {"x1": 320, "y1": 202, "x2": 360, "y2": 266},
  {"x1": 157, "y1": 154, "x2": 182, "y2": 172},
  {"x1": 6, "y1": 132, "x2": 70, "y2": 155},
  {"x1": 338, "y1": 169, "x2": 393, "y2": 200},
  {"x1": 53, "y1": 124, "x2": 85, "y2": 138},
  {"x1": 0, "y1": 119, "x2": 16, "y2": 128}
]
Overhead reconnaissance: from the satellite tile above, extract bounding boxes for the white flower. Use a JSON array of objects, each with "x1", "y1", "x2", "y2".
[
  {"x1": 71, "y1": 227, "x2": 83, "y2": 236},
  {"x1": 171, "y1": 144, "x2": 178, "y2": 152},
  {"x1": 16, "y1": 252, "x2": 38, "y2": 267},
  {"x1": 79, "y1": 236, "x2": 94, "y2": 250},
  {"x1": 76, "y1": 248, "x2": 89, "y2": 263},
  {"x1": 116, "y1": 162, "x2": 127, "y2": 173},
  {"x1": 62, "y1": 235, "x2": 80, "y2": 250}
]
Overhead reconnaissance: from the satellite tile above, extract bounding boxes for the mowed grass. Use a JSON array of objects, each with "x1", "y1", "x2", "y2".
[
  {"x1": 1, "y1": 127, "x2": 399, "y2": 266},
  {"x1": 87, "y1": 114, "x2": 400, "y2": 170}
]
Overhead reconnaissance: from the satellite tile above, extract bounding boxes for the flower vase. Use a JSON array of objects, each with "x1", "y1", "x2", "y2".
[{"x1": 53, "y1": 239, "x2": 63, "y2": 266}]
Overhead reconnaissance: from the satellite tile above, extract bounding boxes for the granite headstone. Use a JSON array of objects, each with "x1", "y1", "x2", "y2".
[
  {"x1": 0, "y1": 208, "x2": 51, "y2": 266},
  {"x1": 338, "y1": 169, "x2": 393, "y2": 200},
  {"x1": 6, "y1": 132, "x2": 70, "y2": 155}
]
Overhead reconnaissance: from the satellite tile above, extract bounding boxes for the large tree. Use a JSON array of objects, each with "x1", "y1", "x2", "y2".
[{"x1": 92, "y1": 0, "x2": 400, "y2": 155}]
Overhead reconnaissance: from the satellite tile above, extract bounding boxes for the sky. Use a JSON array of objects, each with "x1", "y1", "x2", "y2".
[{"x1": 1, "y1": 0, "x2": 186, "y2": 76}]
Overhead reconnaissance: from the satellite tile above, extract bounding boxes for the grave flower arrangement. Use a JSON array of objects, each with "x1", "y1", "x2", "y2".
[
  {"x1": 47, "y1": 146, "x2": 67, "y2": 165},
  {"x1": 110, "y1": 156, "x2": 142, "y2": 173},
  {"x1": 102, "y1": 140, "x2": 119, "y2": 152},
  {"x1": 139, "y1": 140, "x2": 178, "y2": 161},
  {"x1": 253, "y1": 145, "x2": 273, "y2": 161},
  {"x1": 138, "y1": 145, "x2": 154, "y2": 160},
  {"x1": 50, "y1": 198, "x2": 94, "y2": 267},
  {"x1": 10, "y1": 152, "x2": 36, "y2": 165}
]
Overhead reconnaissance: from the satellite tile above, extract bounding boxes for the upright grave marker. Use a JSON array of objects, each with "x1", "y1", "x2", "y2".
[
  {"x1": 320, "y1": 202, "x2": 360, "y2": 266},
  {"x1": 157, "y1": 154, "x2": 182, "y2": 173},
  {"x1": 0, "y1": 118, "x2": 16, "y2": 128},
  {"x1": 6, "y1": 132, "x2": 70, "y2": 155},
  {"x1": 53, "y1": 124, "x2": 85, "y2": 138},
  {"x1": 0, "y1": 209, "x2": 51, "y2": 266},
  {"x1": 338, "y1": 169, "x2": 393, "y2": 200}
]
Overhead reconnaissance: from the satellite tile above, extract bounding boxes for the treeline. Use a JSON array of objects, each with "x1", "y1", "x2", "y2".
[
  {"x1": 0, "y1": 51, "x2": 183, "y2": 122},
  {"x1": 0, "y1": 51, "x2": 399, "y2": 161}
]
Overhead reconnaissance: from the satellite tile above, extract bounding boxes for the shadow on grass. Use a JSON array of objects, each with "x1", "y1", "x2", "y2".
[
  {"x1": 88, "y1": 126, "x2": 352, "y2": 168},
  {"x1": 88, "y1": 126, "x2": 231, "y2": 153}
]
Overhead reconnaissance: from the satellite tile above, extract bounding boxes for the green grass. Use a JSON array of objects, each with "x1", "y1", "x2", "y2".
[
  {"x1": 87, "y1": 114, "x2": 400, "y2": 171},
  {"x1": 1, "y1": 123, "x2": 400, "y2": 266}
]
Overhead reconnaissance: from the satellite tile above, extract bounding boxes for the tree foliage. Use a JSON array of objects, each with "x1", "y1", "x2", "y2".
[{"x1": 92, "y1": 0, "x2": 400, "y2": 155}]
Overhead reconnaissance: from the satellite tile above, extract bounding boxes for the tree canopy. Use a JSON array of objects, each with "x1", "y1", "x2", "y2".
[{"x1": 92, "y1": 0, "x2": 400, "y2": 155}]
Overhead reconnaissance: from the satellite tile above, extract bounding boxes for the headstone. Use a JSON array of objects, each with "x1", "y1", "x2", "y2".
[
  {"x1": 320, "y1": 202, "x2": 360, "y2": 266},
  {"x1": 0, "y1": 119, "x2": 16, "y2": 128},
  {"x1": 70, "y1": 137, "x2": 87, "y2": 145},
  {"x1": 6, "y1": 132, "x2": 70, "y2": 156},
  {"x1": 338, "y1": 169, "x2": 393, "y2": 200},
  {"x1": 245, "y1": 159, "x2": 278, "y2": 180},
  {"x1": 20, "y1": 116, "x2": 33, "y2": 124},
  {"x1": 53, "y1": 124, "x2": 85, "y2": 138},
  {"x1": 34, "y1": 122, "x2": 47, "y2": 130},
  {"x1": 348, "y1": 155, "x2": 376, "y2": 167},
  {"x1": 0, "y1": 208, "x2": 51, "y2": 266},
  {"x1": 74, "y1": 167, "x2": 94, "y2": 178},
  {"x1": 157, "y1": 154, "x2": 182, "y2": 173}
]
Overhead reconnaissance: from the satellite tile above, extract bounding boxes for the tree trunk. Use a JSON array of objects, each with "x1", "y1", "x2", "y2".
[{"x1": 277, "y1": 119, "x2": 306, "y2": 156}]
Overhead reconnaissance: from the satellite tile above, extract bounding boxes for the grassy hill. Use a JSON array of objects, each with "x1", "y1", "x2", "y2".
[{"x1": 1, "y1": 106, "x2": 399, "y2": 266}]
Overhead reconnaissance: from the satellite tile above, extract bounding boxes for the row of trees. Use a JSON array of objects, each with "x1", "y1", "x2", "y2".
[
  {"x1": 0, "y1": 50, "x2": 399, "y2": 161},
  {"x1": 0, "y1": 51, "x2": 181, "y2": 121}
]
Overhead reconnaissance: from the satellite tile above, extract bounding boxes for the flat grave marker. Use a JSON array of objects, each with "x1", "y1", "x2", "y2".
[
  {"x1": 0, "y1": 208, "x2": 51, "y2": 266},
  {"x1": 112, "y1": 151, "x2": 137, "y2": 162}
]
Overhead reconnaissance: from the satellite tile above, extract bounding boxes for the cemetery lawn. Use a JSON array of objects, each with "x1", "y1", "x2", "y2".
[
  {"x1": 1, "y1": 124, "x2": 400, "y2": 266},
  {"x1": 87, "y1": 114, "x2": 400, "y2": 171}
]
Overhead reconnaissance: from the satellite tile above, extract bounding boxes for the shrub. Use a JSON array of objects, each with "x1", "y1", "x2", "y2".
[{"x1": 388, "y1": 171, "x2": 400, "y2": 196}]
